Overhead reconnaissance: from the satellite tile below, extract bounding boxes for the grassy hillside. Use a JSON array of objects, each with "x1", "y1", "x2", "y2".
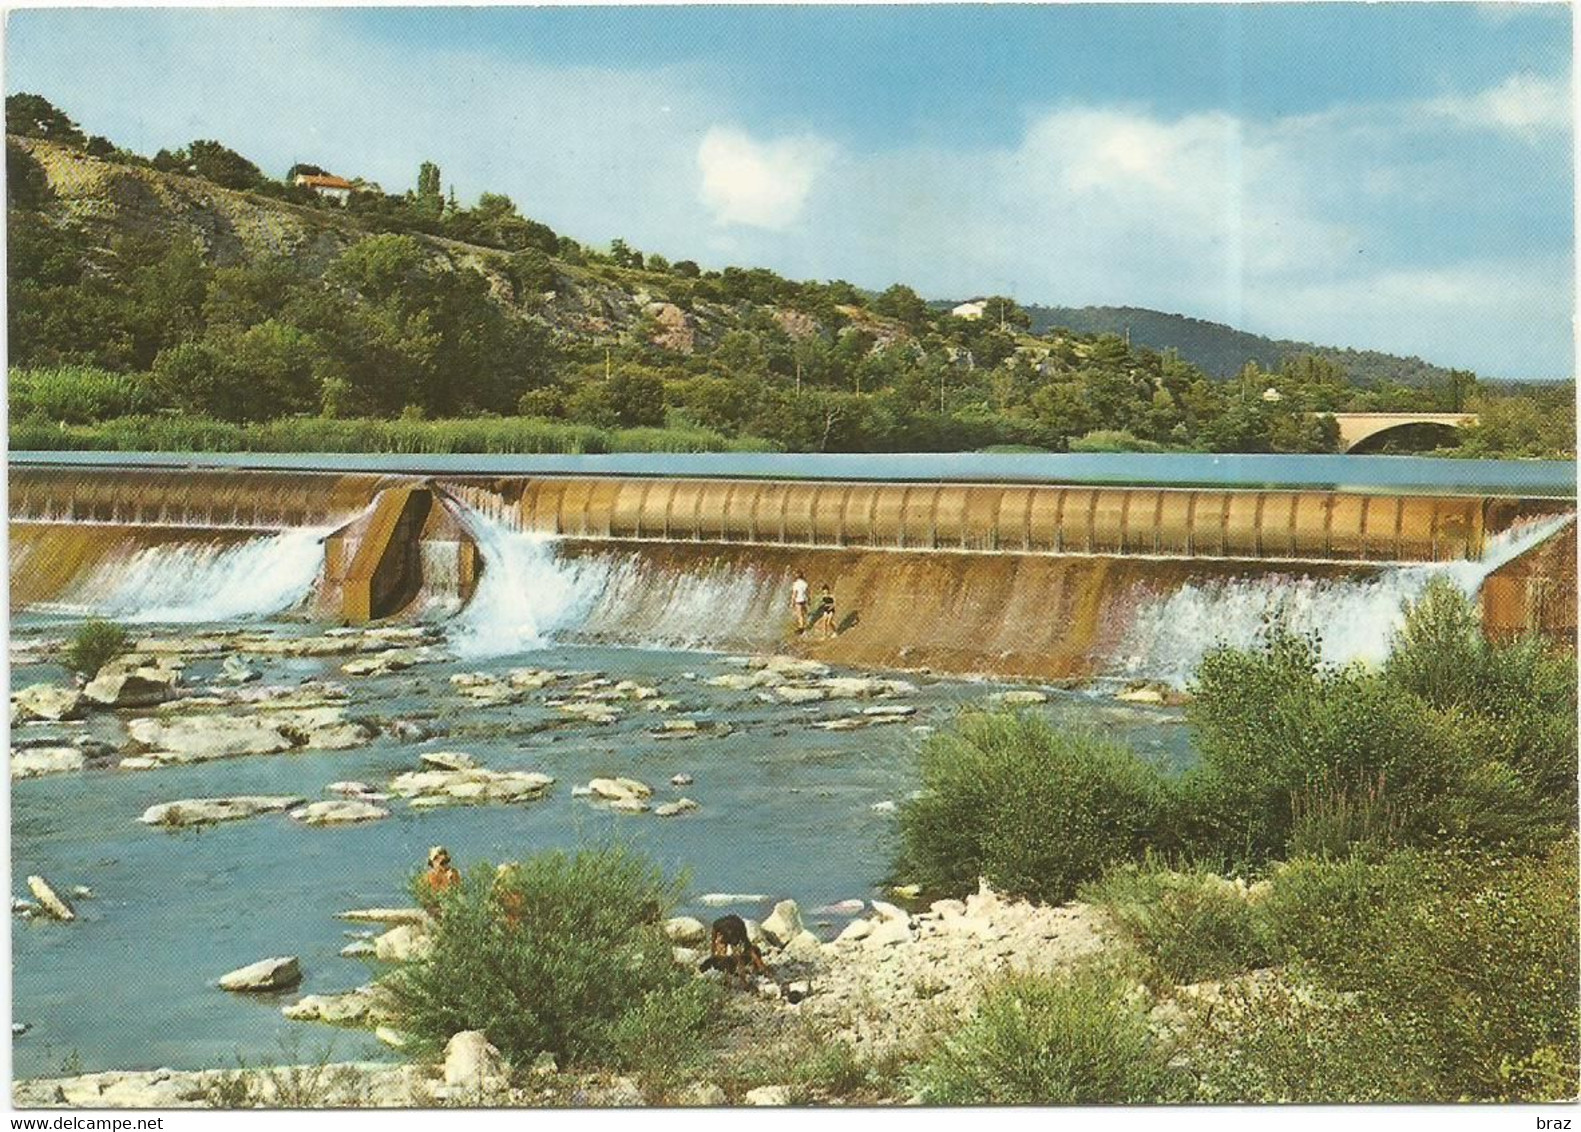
[{"x1": 7, "y1": 92, "x2": 1572, "y2": 458}]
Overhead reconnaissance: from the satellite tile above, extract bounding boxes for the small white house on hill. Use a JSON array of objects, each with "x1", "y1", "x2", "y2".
[
  {"x1": 951, "y1": 299, "x2": 988, "y2": 320},
  {"x1": 293, "y1": 172, "x2": 355, "y2": 204}
]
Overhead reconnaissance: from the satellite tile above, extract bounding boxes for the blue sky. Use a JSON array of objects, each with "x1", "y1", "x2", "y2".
[{"x1": 6, "y1": 4, "x2": 1574, "y2": 378}]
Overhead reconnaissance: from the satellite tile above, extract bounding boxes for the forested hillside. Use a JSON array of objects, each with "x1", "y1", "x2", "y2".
[
  {"x1": 1020, "y1": 306, "x2": 1465, "y2": 387},
  {"x1": 7, "y1": 93, "x2": 1572, "y2": 457}
]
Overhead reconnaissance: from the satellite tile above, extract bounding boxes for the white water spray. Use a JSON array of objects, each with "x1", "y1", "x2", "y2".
[
  {"x1": 50, "y1": 528, "x2": 331, "y2": 623},
  {"x1": 1111, "y1": 511, "x2": 1576, "y2": 687},
  {"x1": 447, "y1": 509, "x2": 607, "y2": 659}
]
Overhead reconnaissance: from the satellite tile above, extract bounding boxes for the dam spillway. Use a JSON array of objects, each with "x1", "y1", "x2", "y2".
[{"x1": 9, "y1": 458, "x2": 1575, "y2": 680}]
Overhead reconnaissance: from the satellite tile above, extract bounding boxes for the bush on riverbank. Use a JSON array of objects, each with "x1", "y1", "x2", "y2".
[
  {"x1": 63, "y1": 618, "x2": 129, "y2": 677},
  {"x1": 1183, "y1": 583, "x2": 1576, "y2": 865},
  {"x1": 1082, "y1": 859, "x2": 1270, "y2": 988},
  {"x1": 387, "y1": 846, "x2": 719, "y2": 1070},
  {"x1": 909, "y1": 968, "x2": 1188, "y2": 1104},
  {"x1": 1077, "y1": 839, "x2": 1579, "y2": 1101},
  {"x1": 1258, "y1": 838, "x2": 1579, "y2": 1101},
  {"x1": 11, "y1": 366, "x2": 158, "y2": 423},
  {"x1": 896, "y1": 712, "x2": 1170, "y2": 904},
  {"x1": 8, "y1": 412, "x2": 777, "y2": 455}
]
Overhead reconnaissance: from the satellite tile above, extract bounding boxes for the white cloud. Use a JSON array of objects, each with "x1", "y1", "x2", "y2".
[
  {"x1": 696, "y1": 127, "x2": 834, "y2": 229},
  {"x1": 1423, "y1": 72, "x2": 1571, "y2": 139}
]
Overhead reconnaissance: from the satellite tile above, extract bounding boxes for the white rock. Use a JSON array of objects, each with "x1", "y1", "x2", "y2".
[
  {"x1": 677, "y1": 1082, "x2": 727, "y2": 1106},
  {"x1": 26, "y1": 875, "x2": 75, "y2": 921},
  {"x1": 586, "y1": 776, "x2": 653, "y2": 801},
  {"x1": 419, "y1": 751, "x2": 477, "y2": 771},
  {"x1": 664, "y1": 916, "x2": 708, "y2": 945},
  {"x1": 373, "y1": 924, "x2": 433, "y2": 963},
  {"x1": 835, "y1": 918, "x2": 874, "y2": 943},
  {"x1": 760, "y1": 899, "x2": 805, "y2": 948},
  {"x1": 289, "y1": 800, "x2": 389, "y2": 826},
  {"x1": 814, "y1": 899, "x2": 865, "y2": 915},
  {"x1": 783, "y1": 931, "x2": 825, "y2": 964},
  {"x1": 374, "y1": 1026, "x2": 409, "y2": 1049},
  {"x1": 218, "y1": 956, "x2": 301, "y2": 992},
  {"x1": 12, "y1": 747, "x2": 86, "y2": 780},
  {"x1": 336, "y1": 907, "x2": 429, "y2": 926},
  {"x1": 671, "y1": 773, "x2": 695, "y2": 786},
  {"x1": 326, "y1": 781, "x2": 375, "y2": 796},
  {"x1": 698, "y1": 893, "x2": 768, "y2": 907},
  {"x1": 340, "y1": 940, "x2": 377, "y2": 958},
  {"x1": 603, "y1": 1076, "x2": 644, "y2": 1106},
  {"x1": 870, "y1": 900, "x2": 910, "y2": 924},
  {"x1": 655, "y1": 798, "x2": 699, "y2": 817},
  {"x1": 444, "y1": 1031, "x2": 508, "y2": 1093},
  {"x1": 774, "y1": 685, "x2": 828, "y2": 705},
  {"x1": 83, "y1": 669, "x2": 176, "y2": 709},
  {"x1": 864, "y1": 919, "x2": 913, "y2": 949},
  {"x1": 870, "y1": 800, "x2": 897, "y2": 814},
  {"x1": 1116, "y1": 684, "x2": 1167, "y2": 704},
  {"x1": 863, "y1": 704, "x2": 916, "y2": 717},
  {"x1": 745, "y1": 1085, "x2": 791, "y2": 1106},
  {"x1": 12, "y1": 684, "x2": 84, "y2": 723},
  {"x1": 140, "y1": 795, "x2": 305, "y2": 827},
  {"x1": 659, "y1": 718, "x2": 700, "y2": 732},
  {"x1": 755, "y1": 655, "x2": 833, "y2": 678}
]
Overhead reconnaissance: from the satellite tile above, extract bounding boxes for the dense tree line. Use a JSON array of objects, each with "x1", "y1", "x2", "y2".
[{"x1": 8, "y1": 92, "x2": 1571, "y2": 456}]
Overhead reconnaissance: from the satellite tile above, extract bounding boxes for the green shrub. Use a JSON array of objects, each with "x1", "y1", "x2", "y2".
[
  {"x1": 1069, "y1": 429, "x2": 1167, "y2": 453},
  {"x1": 1185, "y1": 623, "x2": 1476, "y2": 863},
  {"x1": 1258, "y1": 840, "x2": 1579, "y2": 1100},
  {"x1": 1386, "y1": 576, "x2": 1577, "y2": 825},
  {"x1": 64, "y1": 619, "x2": 129, "y2": 676},
  {"x1": 387, "y1": 846, "x2": 718, "y2": 1069},
  {"x1": 909, "y1": 969, "x2": 1187, "y2": 1104},
  {"x1": 9, "y1": 366, "x2": 161, "y2": 423},
  {"x1": 10, "y1": 413, "x2": 775, "y2": 455},
  {"x1": 897, "y1": 711, "x2": 1170, "y2": 904},
  {"x1": 1183, "y1": 977, "x2": 1437, "y2": 1103},
  {"x1": 1084, "y1": 859, "x2": 1271, "y2": 987}
]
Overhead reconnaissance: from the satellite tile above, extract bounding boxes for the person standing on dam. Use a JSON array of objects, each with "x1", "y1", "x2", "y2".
[
  {"x1": 791, "y1": 572, "x2": 811, "y2": 632},
  {"x1": 815, "y1": 584, "x2": 838, "y2": 639}
]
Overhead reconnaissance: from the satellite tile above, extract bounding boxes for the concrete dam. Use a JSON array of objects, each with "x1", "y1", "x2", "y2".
[{"x1": 9, "y1": 457, "x2": 1575, "y2": 681}]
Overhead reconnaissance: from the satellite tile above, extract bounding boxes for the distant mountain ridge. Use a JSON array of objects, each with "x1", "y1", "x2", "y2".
[{"x1": 1019, "y1": 304, "x2": 1465, "y2": 387}]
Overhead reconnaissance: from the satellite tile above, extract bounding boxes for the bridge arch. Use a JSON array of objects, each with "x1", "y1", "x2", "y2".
[{"x1": 1327, "y1": 412, "x2": 1479, "y2": 453}]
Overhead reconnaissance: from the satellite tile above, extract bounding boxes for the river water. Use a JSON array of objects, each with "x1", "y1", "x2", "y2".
[{"x1": 9, "y1": 458, "x2": 1574, "y2": 1078}]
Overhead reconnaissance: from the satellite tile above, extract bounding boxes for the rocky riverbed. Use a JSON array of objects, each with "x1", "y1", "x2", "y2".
[
  {"x1": 11, "y1": 618, "x2": 1196, "y2": 1088},
  {"x1": 13, "y1": 881, "x2": 1119, "y2": 1108}
]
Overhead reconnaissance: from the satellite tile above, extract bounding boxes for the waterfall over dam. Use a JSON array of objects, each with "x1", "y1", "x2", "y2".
[{"x1": 10, "y1": 460, "x2": 1574, "y2": 681}]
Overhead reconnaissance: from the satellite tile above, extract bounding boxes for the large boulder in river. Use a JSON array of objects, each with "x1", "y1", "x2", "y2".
[
  {"x1": 418, "y1": 751, "x2": 477, "y2": 771},
  {"x1": 218, "y1": 956, "x2": 302, "y2": 992},
  {"x1": 12, "y1": 684, "x2": 84, "y2": 723},
  {"x1": 11, "y1": 747, "x2": 86, "y2": 780},
  {"x1": 84, "y1": 668, "x2": 177, "y2": 709},
  {"x1": 289, "y1": 800, "x2": 390, "y2": 826},
  {"x1": 126, "y1": 714, "x2": 296, "y2": 761},
  {"x1": 126, "y1": 708, "x2": 373, "y2": 764},
  {"x1": 390, "y1": 767, "x2": 553, "y2": 807},
  {"x1": 140, "y1": 795, "x2": 305, "y2": 827},
  {"x1": 373, "y1": 923, "x2": 434, "y2": 962},
  {"x1": 26, "y1": 876, "x2": 76, "y2": 921}
]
